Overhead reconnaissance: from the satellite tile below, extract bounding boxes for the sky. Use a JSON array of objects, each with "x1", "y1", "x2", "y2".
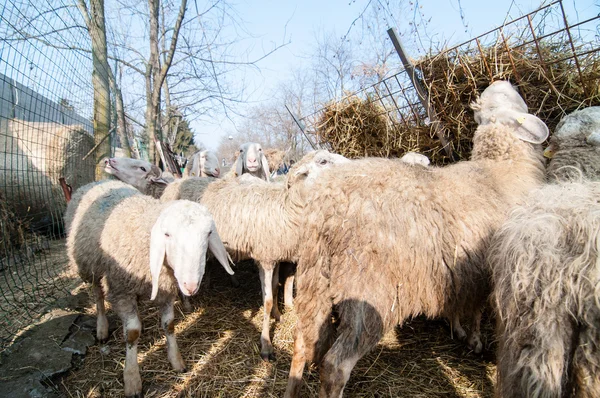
[{"x1": 192, "y1": 0, "x2": 598, "y2": 151}]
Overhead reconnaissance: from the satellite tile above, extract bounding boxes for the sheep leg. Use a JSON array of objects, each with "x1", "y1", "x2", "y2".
[
  {"x1": 117, "y1": 304, "x2": 143, "y2": 398},
  {"x1": 451, "y1": 313, "x2": 467, "y2": 341},
  {"x1": 319, "y1": 330, "x2": 378, "y2": 398},
  {"x1": 271, "y1": 264, "x2": 282, "y2": 321},
  {"x1": 284, "y1": 329, "x2": 306, "y2": 398},
  {"x1": 284, "y1": 274, "x2": 295, "y2": 309},
  {"x1": 179, "y1": 291, "x2": 193, "y2": 313},
  {"x1": 94, "y1": 284, "x2": 109, "y2": 343},
  {"x1": 467, "y1": 307, "x2": 483, "y2": 354},
  {"x1": 258, "y1": 266, "x2": 276, "y2": 361},
  {"x1": 161, "y1": 301, "x2": 186, "y2": 372},
  {"x1": 279, "y1": 262, "x2": 296, "y2": 309}
]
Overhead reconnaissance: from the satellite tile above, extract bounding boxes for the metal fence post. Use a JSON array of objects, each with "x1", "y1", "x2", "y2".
[{"x1": 387, "y1": 28, "x2": 453, "y2": 159}]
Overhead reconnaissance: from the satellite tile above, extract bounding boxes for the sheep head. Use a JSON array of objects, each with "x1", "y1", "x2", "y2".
[
  {"x1": 104, "y1": 157, "x2": 170, "y2": 193},
  {"x1": 400, "y1": 151, "x2": 430, "y2": 166},
  {"x1": 149, "y1": 200, "x2": 234, "y2": 300},
  {"x1": 190, "y1": 150, "x2": 220, "y2": 177},
  {"x1": 544, "y1": 106, "x2": 600, "y2": 159},
  {"x1": 471, "y1": 81, "x2": 548, "y2": 145},
  {"x1": 235, "y1": 142, "x2": 271, "y2": 181},
  {"x1": 287, "y1": 150, "x2": 350, "y2": 188}
]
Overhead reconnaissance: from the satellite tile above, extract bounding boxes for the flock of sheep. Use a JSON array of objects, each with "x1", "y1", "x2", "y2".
[{"x1": 64, "y1": 81, "x2": 600, "y2": 397}]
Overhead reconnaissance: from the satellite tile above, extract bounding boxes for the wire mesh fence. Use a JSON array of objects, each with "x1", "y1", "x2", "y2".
[
  {"x1": 0, "y1": 0, "x2": 100, "y2": 350},
  {"x1": 299, "y1": 0, "x2": 600, "y2": 164}
]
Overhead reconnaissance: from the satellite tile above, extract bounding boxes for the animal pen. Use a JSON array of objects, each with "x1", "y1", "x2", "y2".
[{"x1": 0, "y1": 0, "x2": 598, "y2": 397}]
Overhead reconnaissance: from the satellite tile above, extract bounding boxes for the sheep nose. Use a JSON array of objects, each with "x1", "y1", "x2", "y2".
[
  {"x1": 247, "y1": 157, "x2": 257, "y2": 163},
  {"x1": 183, "y1": 281, "x2": 198, "y2": 295},
  {"x1": 214, "y1": 168, "x2": 220, "y2": 176}
]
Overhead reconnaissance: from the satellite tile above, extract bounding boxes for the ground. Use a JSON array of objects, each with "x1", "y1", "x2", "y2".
[{"x1": 1, "y1": 239, "x2": 497, "y2": 397}]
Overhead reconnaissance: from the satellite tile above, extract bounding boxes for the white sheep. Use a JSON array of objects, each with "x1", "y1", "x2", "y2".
[
  {"x1": 64, "y1": 180, "x2": 234, "y2": 397},
  {"x1": 284, "y1": 81, "x2": 549, "y2": 397},
  {"x1": 185, "y1": 150, "x2": 221, "y2": 178},
  {"x1": 103, "y1": 157, "x2": 172, "y2": 198},
  {"x1": 160, "y1": 149, "x2": 350, "y2": 361},
  {"x1": 399, "y1": 151, "x2": 431, "y2": 166},
  {"x1": 490, "y1": 106, "x2": 600, "y2": 398},
  {"x1": 225, "y1": 142, "x2": 271, "y2": 181}
]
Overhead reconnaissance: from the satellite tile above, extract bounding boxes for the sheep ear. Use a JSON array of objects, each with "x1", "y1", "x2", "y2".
[
  {"x1": 493, "y1": 109, "x2": 549, "y2": 144},
  {"x1": 587, "y1": 130, "x2": 600, "y2": 146},
  {"x1": 208, "y1": 227, "x2": 234, "y2": 275},
  {"x1": 543, "y1": 141, "x2": 559, "y2": 159},
  {"x1": 149, "y1": 222, "x2": 166, "y2": 300},
  {"x1": 260, "y1": 153, "x2": 271, "y2": 181},
  {"x1": 235, "y1": 155, "x2": 243, "y2": 177},
  {"x1": 150, "y1": 176, "x2": 169, "y2": 186}
]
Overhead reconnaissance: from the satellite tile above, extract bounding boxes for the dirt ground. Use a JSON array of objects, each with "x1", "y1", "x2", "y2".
[{"x1": 52, "y1": 258, "x2": 498, "y2": 398}]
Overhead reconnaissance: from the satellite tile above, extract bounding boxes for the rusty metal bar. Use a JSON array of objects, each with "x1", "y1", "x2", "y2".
[
  {"x1": 559, "y1": 0, "x2": 589, "y2": 97},
  {"x1": 500, "y1": 30, "x2": 521, "y2": 82},
  {"x1": 387, "y1": 27, "x2": 453, "y2": 159},
  {"x1": 476, "y1": 38, "x2": 493, "y2": 81},
  {"x1": 285, "y1": 103, "x2": 318, "y2": 150}
]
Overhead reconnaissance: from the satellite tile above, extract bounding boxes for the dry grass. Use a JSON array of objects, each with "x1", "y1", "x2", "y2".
[{"x1": 59, "y1": 261, "x2": 497, "y2": 397}]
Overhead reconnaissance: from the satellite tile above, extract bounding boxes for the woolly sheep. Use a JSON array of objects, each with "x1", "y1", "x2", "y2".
[
  {"x1": 104, "y1": 157, "x2": 172, "y2": 198},
  {"x1": 64, "y1": 180, "x2": 234, "y2": 397},
  {"x1": 489, "y1": 106, "x2": 600, "y2": 398},
  {"x1": 544, "y1": 106, "x2": 600, "y2": 181},
  {"x1": 160, "y1": 149, "x2": 350, "y2": 360},
  {"x1": 185, "y1": 150, "x2": 221, "y2": 178},
  {"x1": 284, "y1": 81, "x2": 549, "y2": 397},
  {"x1": 225, "y1": 142, "x2": 271, "y2": 181},
  {"x1": 399, "y1": 151, "x2": 431, "y2": 166}
]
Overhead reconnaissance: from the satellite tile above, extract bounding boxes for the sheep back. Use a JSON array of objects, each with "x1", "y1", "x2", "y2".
[
  {"x1": 66, "y1": 180, "x2": 177, "y2": 304},
  {"x1": 160, "y1": 177, "x2": 214, "y2": 203},
  {"x1": 295, "y1": 149, "x2": 543, "y2": 363}
]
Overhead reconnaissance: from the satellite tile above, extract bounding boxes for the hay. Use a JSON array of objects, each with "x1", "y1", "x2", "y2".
[
  {"x1": 315, "y1": 41, "x2": 600, "y2": 165},
  {"x1": 59, "y1": 261, "x2": 497, "y2": 397},
  {"x1": 263, "y1": 148, "x2": 287, "y2": 172}
]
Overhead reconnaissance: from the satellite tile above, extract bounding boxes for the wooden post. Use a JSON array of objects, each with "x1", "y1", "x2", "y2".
[{"x1": 387, "y1": 28, "x2": 453, "y2": 159}]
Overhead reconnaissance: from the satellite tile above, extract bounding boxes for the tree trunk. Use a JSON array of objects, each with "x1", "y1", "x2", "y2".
[
  {"x1": 111, "y1": 68, "x2": 131, "y2": 158},
  {"x1": 89, "y1": 0, "x2": 111, "y2": 180}
]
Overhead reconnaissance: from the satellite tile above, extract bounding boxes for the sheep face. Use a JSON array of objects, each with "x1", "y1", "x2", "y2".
[
  {"x1": 190, "y1": 150, "x2": 220, "y2": 177},
  {"x1": 288, "y1": 150, "x2": 350, "y2": 187},
  {"x1": 471, "y1": 81, "x2": 548, "y2": 145},
  {"x1": 149, "y1": 200, "x2": 234, "y2": 300},
  {"x1": 200, "y1": 150, "x2": 220, "y2": 177},
  {"x1": 235, "y1": 142, "x2": 270, "y2": 180},
  {"x1": 104, "y1": 157, "x2": 169, "y2": 192}
]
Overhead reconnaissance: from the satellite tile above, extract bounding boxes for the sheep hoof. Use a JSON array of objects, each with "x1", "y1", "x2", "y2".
[
  {"x1": 176, "y1": 366, "x2": 188, "y2": 373},
  {"x1": 230, "y1": 275, "x2": 240, "y2": 287},
  {"x1": 468, "y1": 336, "x2": 483, "y2": 354},
  {"x1": 97, "y1": 337, "x2": 109, "y2": 345},
  {"x1": 125, "y1": 393, "x2": 143, "y2": 398},
  {"x1": 261, "y1": 352, "x2": 276, "y2": 362}
]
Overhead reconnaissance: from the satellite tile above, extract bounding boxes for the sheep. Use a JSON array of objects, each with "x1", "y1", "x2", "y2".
[
  {"x1": 160, "y1": 149, "x2": 350, "y2": 361},
  {"x1": 64, "y1": 180, "x2": 234, "y2": 397},
  {"x1": 185, "y1": 149, "x2": 221, "y2": 178},
  {"x1": 284, "y1": 81, "x2": 549, "y2": 397},
  {"x1": 225, "y1": 142, "x2": 271, "y2": 181},
  {"x1": 399, "y1": 151, "x2": 431, "y2": 166},
  {"x1": 489, "y1": 106, "x2": 600, "y2": 398},
  {"x1": 103, "y1": 157, "x2": 172, "y2": 198},
  {"x1": 544, "y1": 106, "x2": 600, "y2": 182}
]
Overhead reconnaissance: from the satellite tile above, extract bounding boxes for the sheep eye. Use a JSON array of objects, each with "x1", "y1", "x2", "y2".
[
  {"x1": 140, "y1": 166, "x2": 147, "y2": 172},
  {"x1": 165, "y1": 232, "x2": 171, "y2": 238},
  {"x1": 319, "y1": 159, "x2": 328, "y2": 165}
]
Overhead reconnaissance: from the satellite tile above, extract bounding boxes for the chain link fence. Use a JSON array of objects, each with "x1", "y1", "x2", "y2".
[{"x1": 0, "y1": 0, "x2": 99, "y2": 350}]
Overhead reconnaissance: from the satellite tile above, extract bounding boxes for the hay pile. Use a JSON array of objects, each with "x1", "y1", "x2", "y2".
[
  {"x1": 315, "y1": 41, "x2": 600, "y2": 165},
  {"x1": 0, "y1": 120, "x2": 94, "y2": 235},
  {"x1": 263, "y1": 148, "x2": 287, "y2": 171}
]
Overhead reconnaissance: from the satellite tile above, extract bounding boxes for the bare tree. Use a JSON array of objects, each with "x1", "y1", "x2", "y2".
[{"x1": 76, "y1": 0, "x2": 112, "y2": 179}]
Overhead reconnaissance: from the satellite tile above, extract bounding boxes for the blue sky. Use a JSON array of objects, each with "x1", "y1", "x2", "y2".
[{"x1": 194, "y1": 0, "x2": 598, "y2": 150}]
